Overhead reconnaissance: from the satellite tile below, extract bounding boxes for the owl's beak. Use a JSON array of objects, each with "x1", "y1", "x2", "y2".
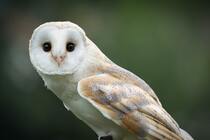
[{"x1": 52, "y1": 55, "x2": 66, "y2": 66}]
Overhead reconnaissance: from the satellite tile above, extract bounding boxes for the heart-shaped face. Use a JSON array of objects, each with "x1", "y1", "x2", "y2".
[{"x1": 29, "y1": 22, "x2": 87, "y2": 75}]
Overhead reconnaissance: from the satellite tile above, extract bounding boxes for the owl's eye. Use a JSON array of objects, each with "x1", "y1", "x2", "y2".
[
  {"x1": 42, "y1": 42, "x2": 51, "y2": 52},
  {"x1": 66, "y1": 42, "x2": 75, "y2": 52}
]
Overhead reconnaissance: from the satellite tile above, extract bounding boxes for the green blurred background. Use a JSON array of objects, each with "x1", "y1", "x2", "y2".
[{"x1": 0, "y1": 1, "x2": 209, "y2": 140}]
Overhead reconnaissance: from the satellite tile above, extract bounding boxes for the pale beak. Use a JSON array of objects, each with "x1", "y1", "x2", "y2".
[{"x1": 52, "y1": 55, "x2": 66, "y2": 66}]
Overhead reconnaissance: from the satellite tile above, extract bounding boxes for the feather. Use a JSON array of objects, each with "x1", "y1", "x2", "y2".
[{"x1": 78, "y1": 73, "x2": 184, "y2": 140}]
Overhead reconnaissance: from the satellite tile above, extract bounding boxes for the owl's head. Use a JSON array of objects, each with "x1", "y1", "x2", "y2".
[{"x1": 29, "y1": 21, "x2": 87, "y2": 75}]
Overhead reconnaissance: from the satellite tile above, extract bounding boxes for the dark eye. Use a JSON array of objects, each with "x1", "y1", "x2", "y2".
[
  {"x1": 66, "y1": 42, "x2": 75, "y2": 52},
  {"x1": 42, "y1": 42, "x2": 51, "y2": 52}
]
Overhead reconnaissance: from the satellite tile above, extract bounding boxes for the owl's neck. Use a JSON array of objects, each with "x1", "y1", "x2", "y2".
[{"x1": 73, "y1": 38, "x2": 114, "y2": 80}]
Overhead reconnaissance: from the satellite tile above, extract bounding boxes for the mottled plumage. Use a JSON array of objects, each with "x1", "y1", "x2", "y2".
[
  {"x1": 29, "y1": 21, "x2": 193, "y2": 140},
  {"x1": 77, "y1": 63, "x2": 181, "y2": 139}
]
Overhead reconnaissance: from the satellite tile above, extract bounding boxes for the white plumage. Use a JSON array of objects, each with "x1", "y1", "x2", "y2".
[{"x1": 29, "y1": 21, "x2": 193, "y2": 140}]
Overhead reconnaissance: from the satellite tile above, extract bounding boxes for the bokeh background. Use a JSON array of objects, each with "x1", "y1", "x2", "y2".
[{"x1": 0, "y1": 1, "x2": 209, "y2": 140}]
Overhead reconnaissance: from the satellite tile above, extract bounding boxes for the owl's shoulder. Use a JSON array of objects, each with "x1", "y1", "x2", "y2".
[{"x1": 102, "y1": 64, "x2": 161, "y2": 105}]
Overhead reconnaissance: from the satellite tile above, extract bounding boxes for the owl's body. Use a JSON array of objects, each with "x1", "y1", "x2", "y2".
[
  {"x1": 39, "y1": 42, "x2": 139, "y2": 140},
  {"x1": 39, "y1": 72, "x2": 137, "y2": 140},
  {"x1": 29, "y1": 21, "x2": 193, "y2": 140}
]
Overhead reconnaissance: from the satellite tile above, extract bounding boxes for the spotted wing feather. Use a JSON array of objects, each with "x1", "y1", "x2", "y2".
[{"x1": 78, "y1": 74, "x2": 182, "y2": 140}]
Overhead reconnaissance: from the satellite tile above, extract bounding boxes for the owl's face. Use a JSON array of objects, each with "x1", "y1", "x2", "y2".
[{"x1": 29, "y1": 22, "x2": 87, "y2": 75}]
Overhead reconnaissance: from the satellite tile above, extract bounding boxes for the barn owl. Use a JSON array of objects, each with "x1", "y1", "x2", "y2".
[{"x1": 29, "y1": 21, "x2": 193, "y2": 140}]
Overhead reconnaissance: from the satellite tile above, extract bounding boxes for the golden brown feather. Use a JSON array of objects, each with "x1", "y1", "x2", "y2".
[{"x1": 78, "y1": 65, "x2": 184, "y2": 140}]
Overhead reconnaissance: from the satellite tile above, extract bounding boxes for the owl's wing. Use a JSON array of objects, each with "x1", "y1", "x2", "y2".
[{"x1": 77, "y1": 73, "x2": 182, "y2": 140}]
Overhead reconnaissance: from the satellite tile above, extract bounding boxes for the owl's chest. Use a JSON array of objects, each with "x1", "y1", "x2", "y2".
[
  {"x1": 43, "y1": 75, "x2": 101, "y2": 124},
  {"x1": 40, "y1": 74, "x2": 124, "y2": 138},
  {"x1": 63, "y1": 94, "x2": 122, "y2": 138},
  {"x1": 41, "y1": 74, "x2": 77, "y2": 99}
]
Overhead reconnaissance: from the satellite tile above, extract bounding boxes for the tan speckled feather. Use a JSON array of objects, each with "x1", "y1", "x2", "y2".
[{"x1": 78, "y1": 64, "x2": 183, "y2": 140}]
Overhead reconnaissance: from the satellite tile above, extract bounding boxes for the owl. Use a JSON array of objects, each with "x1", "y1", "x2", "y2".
[{"x1": 29, "y1": 21, "x2": 193, "y2": 140}]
